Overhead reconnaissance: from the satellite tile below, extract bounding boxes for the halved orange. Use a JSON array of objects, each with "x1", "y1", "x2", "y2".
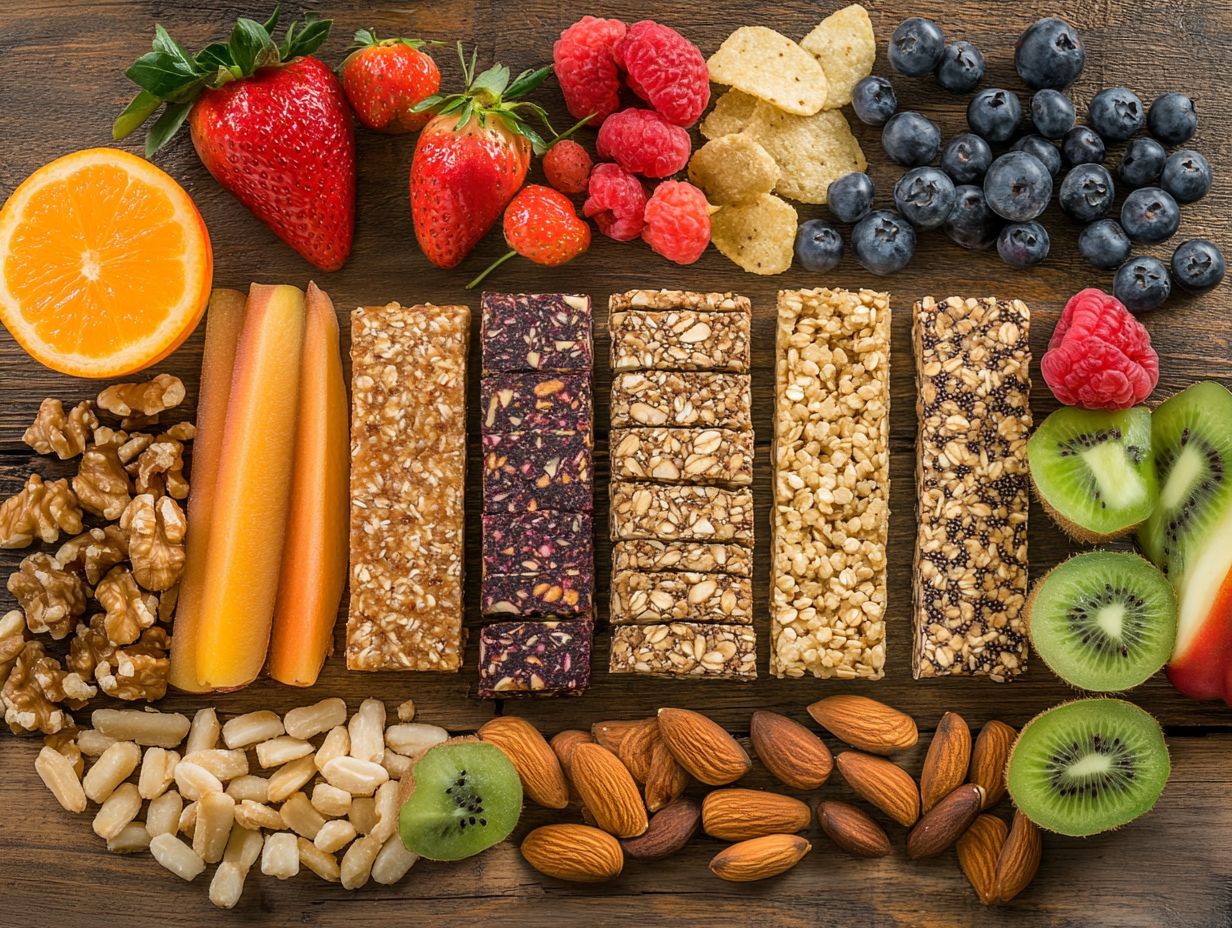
[{"x1": 0, "y1": 148, "x2": 212, "y2": 378}]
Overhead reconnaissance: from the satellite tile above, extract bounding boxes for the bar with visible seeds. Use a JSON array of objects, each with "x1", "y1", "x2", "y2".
[
  {"x1": 608, "y1": 623, "x2": 757, "y2": 680},
  {"x1": 481, "y1": 372, "x2": 592, "y2": 433},
  {"x1": 347, "y1": 303, "x2": 469, "y2": 672},
  {"x1": 610, "y1": 482, "x2": 754, "y2": 545},
  {"x1": 609, "y1": 310, "x2": 751, "y2": 373},
  {"x1": 611, "y1": 427, "x2": 754, "y2": 486},
  {"x1": 481, "y1": 292, "x2": 592, "y2": 373},
  {"x1": 912, "y1": 296, "x2": 1032, "y2": 681},
  {"x1": 770, "y1": 288, "x2": 891, "y2": 681},
  {"x1": 482, "y1": 510, "x2": 593, "y2": 578},
  {"x1": 476, "y1": 620, "x2": 592, "y2": 697},
  {"x1": 610, "y1": 371, "x2": 752, "y2": 430},
  {"x1": 481, "y1": 431, "x2": 593, "y2": 514},
  {"x1": 611, "y1": 540, "x2": 752, "y2": 577},
  {"x1": 481, "y1": 572, "x2": 593, "y2": 617},
  {"x1": 610, "y1": 571, "x2": 753, "y2": 625},
  {"x1": 609, "y1": 289, "x2": 751, "y2": 314}
]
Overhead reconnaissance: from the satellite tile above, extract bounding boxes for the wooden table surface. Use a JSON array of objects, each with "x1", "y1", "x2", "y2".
[{"x1": 2, "y1": 0, "x2": 1230, "y2": 925}]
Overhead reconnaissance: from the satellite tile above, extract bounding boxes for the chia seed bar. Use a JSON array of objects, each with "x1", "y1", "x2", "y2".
[
  {"x1": 609, "y1": 309, "x2": 751, "y2": 373},
  {"x1": 609, "y1": 289, "x2": 752, "y2": 314},
  {"x1": 481, "y1": 572, "x2": 593, "y2": 617},
  {"x1": 612, "y1": 540, "x2": 752, "y2": 577},
  {"x1": 481, "y1": 372, "x2": 592, "y2": 433},
  {"x1": 611, "y1": 427, "x2": 754, "y2": 486},
  {"x1": 610, "y1": 571, "x2": 753, "y2": 625},
  {"x1": 610, "y1": 371, "x2": 752, "y2": 430},
  {"x1": 481, "y1": 292, "x2": 592, "y2": 373},
  {"x1": 477, "y1": 620, "x2": 592, "y2": 697},
  {"x1": 609, "y1": 482, "x2": 754, "y2": 545},
  {"x1": 482, "y1": 431, "x2": 593, "y2": 514},
  {"x1": 482, "y1": 510, "x2": 593, "y2": 577},
  {"x1": 913, "y1": 296, "x2": 1032, "y2": 682},
  {"x1": 609, "y1": 623, "x2": 757, "y2": 681}
]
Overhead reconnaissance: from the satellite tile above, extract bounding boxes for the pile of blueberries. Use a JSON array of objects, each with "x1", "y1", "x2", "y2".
[{"x1": 793, "y1": 16, "x2": 1225, "y2": 312}]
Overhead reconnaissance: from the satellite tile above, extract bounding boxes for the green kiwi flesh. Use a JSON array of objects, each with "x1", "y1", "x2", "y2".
[
  {"x1": 1007, "y1": 698, "x2": 1170, "y2": 837},
  {"x1": 1027, "y1": 551, "x2": 1176, "y2": 691}
]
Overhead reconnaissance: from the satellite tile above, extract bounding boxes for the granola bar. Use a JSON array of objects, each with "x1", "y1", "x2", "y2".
[
  {"x1": 482, "y1": 431, "x2": 593, "y2": 513},
  {"x1": 609, "y1": 482, "x2": 754, "y2": 545},
  {"x1": 347, "y1": 303, "x2": 469, "y2": 672},
  {"x1": 610, "y1": 571, "x2": 753, "y2": 625},
  {"x1": 477, "y1": 620, "x2": 592, "y2": 697},
  {"x1": 609, "y1": 623, "x2": 757, "y2": 680},
  {"x1": 481, "y1": 572, "x2": 593, "y2": 617},
  {"x1": 611, "y1": 426, "x2": 753, "y2": 486},
  {"x1": 913, "y1": 296, "x2": 1032, "y2": 681},
  {"x1": 481, "y1": 372, "x2": 592, "y2": 433},
  {"x1": 481, "y1": 292, "x2": 592, "y2": 373},
  {"x1": 611, "y1": 540, "x2": 752, "y2": 577},
  {"x1": 610, "y1": 371, "x2": 752, "y2": 430},
  {"x1": 482, "y1": 510, "x2": 593, "y2": 578},
  {"x1": 609, "y1": 310, "x2": 751, "y2": 373},
  {"x1": 609, "y1": 289, "x2": 751, "y2": 314},
  {"x1": 771, "y1": 288, "x2": 891, "y2": 681}
]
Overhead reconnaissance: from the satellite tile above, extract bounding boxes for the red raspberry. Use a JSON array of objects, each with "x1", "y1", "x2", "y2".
[
  {"x1": 615, "y1": 21, "x2": 710, "y2": 127},
  {"x1": 543, "y1": 140, "x2": 593, "y2": 195},
  {"x1": 595, "y1": 108, "x2": 691, "y2": 178},
  {"x1": 583, "y1": 163, "x2": 647, "y2": 241},
  {"x1": 553, "y1": 16, "x2": 627, "y2": 123},
  {"x1": 1041, "y1": 288, "x2": 1160, "y2": 410},
  {"x1": 641, "y1": 180, "x2": 711, "y2": 265}
]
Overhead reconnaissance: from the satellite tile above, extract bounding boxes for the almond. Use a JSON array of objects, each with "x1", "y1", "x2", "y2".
[
  {"x1": 994, "y1": 810, "x2": 1042, "y2": 903},
  {"x1": 521, "y1": 824, "x2": 623, "y2": 883},
  {"x1": 570, "y1": 743, "x2": 648, "y2": 838},
  {"x1": 907, "y1": 782, "x2": 985, "y2": 859},
  {"x1": 621, "y1": 798, "x2": 699, "y2": 861},
  {"x1": 816, "y1": 800, "x2": 891, "y2": 858},
  {"x1": 749, "y1": 710, "x2": 832, "y2": 790},
  {"x1": 835, "y1": 751, "x2": 920, "y2": 827},
  {"x1": 478, "y1": 717, "x2": 569, "y2": 810},
  {"x1": 708, "y1": 834, "x2": 811, "y2": 882},
  {"x1": 644, "y1": 736, "x2": 689, "y2": 812},
  {"x1": 702, "y1": 788, "x2": 811, "y2": 841},
  {"x1": 969, "y1": 720, "x2": 1015, "y2": 809},
  {"x1": 920, "y1": 711, "x2": 972, "y2": 813},
  {"x1": 957, "y1": 814, "x2": 1008, "y2": 905},
  {"x1": 807, "y1": 695, "x2": 918, "y2": 755},
  {"x1": 617, "y1": 718, "x2": 658, "y2": 783},
  {"x1": 549, "y1": 729, "x2": 593, "y2": 780},
  {"x1": 591, "y1": 719, "x2": 641, "y2": 753},
  {"x1": 657, "y1": 708, "x2": 751, "y2": 786}
]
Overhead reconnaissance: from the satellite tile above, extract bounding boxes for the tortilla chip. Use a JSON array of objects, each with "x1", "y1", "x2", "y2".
[
  {"x1": 688, "y1": 135, "x2": 780, "y2": 206},
  {"x1": 745, "y1": 103, "x2": 867, "y2": 204},
  {"x1": 700, "y1": 90, "x2": 760, "y2": 140},
  {"x1": 707, "y1": 26, "x2": 828, "y2": 116},
  {"x1": 711, "y1": 194, "x2": 797, "y2": 275},
  {"x1": 800, "y1": 4, "x2": 876, "y2": 108}
]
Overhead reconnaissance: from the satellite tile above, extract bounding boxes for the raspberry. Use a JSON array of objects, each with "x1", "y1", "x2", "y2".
[
  {"x1": 641, "y1": 180, "x2": 711, "y2": 265},
  {"x1": 553, "y1": 16, "x2": 627, "y2": 123},
  {"x1": 543, "y1": 140, "x2": 593, "y2": 195},
  {"x1": 583, "y1": 163, "x2": 647, "y2": 241},
  {"x1": 1041, "y1": 288, "x2": 1160, "y2": 410},
  {"x1": 596, "y1": 108, "x2": 691, "y2": 178},
  {"x1": 615, "y1": 21, "x2": 710, "y2": 127}
]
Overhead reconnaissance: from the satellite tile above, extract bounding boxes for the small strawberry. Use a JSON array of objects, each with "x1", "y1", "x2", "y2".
[
  {"x1": 339, "y1": 29, "x2": 442, "y2": 133},
  {"x1": 467, "y1": 185, "x2": 591, "y2": 288},
  {"x1": 543, "y1": 141, "x2": 592, "y2": 195}
]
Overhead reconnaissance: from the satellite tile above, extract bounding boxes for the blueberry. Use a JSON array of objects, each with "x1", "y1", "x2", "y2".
[
  {"x1": 851, "y1": 210, "x2": 916, "y2": 275},
  {"x1": 1061, "y1": 126, "x2": 1105, "y2": 166},
  {"x1": 1171, "y1": 239, "x2": 1226, "y2": 294},
  {"x1": 1014, "y1": 18, "x2": 1085, "y2": 90},
  {"x1": 983, "y1": 152, "x2": 1053, "y2": 222},
  {"x1": 943, "y1": 185, "x2": 1003, "y2": 250},
  {"x1": 1114, "y1": 256, "x2": 1172, "y2": 313},
  {"x1": 1118, "y1": 138, "x2": 1167, "y2": 188},
  {"x1": 941, "y1": 133, "x2": 993, "y2": 184},
  {"x1": 997, "y1": 221, "x2": 1051, "y2": 268},
  {"x1": 889, "y1": 18, "x2": 945, "y2": 77},
  {"x1": 794, "y1": 220, "x2": 844, "y2": 273},
  {"x1": 1078, "y1": 219, "x2": 1132, "y2": 269},
  {"x1": 1161, "y1": 149, "x2": 1212, "y2": 204},
  {"x1": 1031, "y1": 89, "x2": 1075, "y2": 139},
  {"x1": 893, "y1": 167, "x2": 958, "y2": 230},
  {"x1": 1121, "y1": 187, "x2": 1181, "y2": 244},
  {"x1": 827, "y1": 172, "x2": 876, "y2": 223},
  {"x1": 967, "y1": 89, "x2": 1022, "y2": 143},
  {"x1": 851, "y1": 76, "x2": 898, "y2": 127},
  {"x1": 936, "y1": 41, "x2": 985, "y2": 93},
  {"x1": 1148, "y1": 92, "x2": 1197, "y2": 145},
  {"x1": 1088, "y1": 87, "x2": 1144, "y2": 142},
  {"x1": 882, "y1": 111, "x2": 941, "y2": 167},
  {"x1": 1011, "y1": 135, "x2": 1062, "y2": 177},
  {"x1": 1059, "y1": 164, "x2": 1115, "y2": 222}
]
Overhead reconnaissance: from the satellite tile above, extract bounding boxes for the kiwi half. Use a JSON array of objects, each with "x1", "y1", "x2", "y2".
[
  {"x1": 1007, "y1": 698, "x2": 1170, "y2": 837},
  {"x1": 1028, "y1": 406, "x2": 1158, "y2": 542},
  {"x1": 1027, "y1": 551, "x2": 1177, "y2": 691}
]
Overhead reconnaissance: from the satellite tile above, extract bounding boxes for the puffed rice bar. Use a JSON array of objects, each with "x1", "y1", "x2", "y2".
[
  {"x1": 611, "y1": 427, "x2": 754, "y2": 486},
  {"x1": 609, "y1": 623, "x2": 757, "y2": 680},
  {"x1": 610, "y1": 571, "x2": 752, "y2": 625},
  {"x1": 611, "y1": 540, "x2": 752, "y2": 577},
  {"x1": 610, "y1": 371, "x2": 752, "y2": 430},
  {"x1": 610, "y1": 482, "x2": 754, "y2": 545},
  {"x1": 609, "y1": 310, "x2": 750, "y2": 373}
]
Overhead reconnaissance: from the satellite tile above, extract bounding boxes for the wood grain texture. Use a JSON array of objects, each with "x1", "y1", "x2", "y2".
[{"x1": 1, "y1": 0, "x2": 1230, "y2": 924}]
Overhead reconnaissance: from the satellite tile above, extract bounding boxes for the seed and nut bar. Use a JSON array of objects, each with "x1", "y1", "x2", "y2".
[
  {"x1": 610, "y1": 571, "x2": 753, "y2": 625},
  {"x1": 609, "y1": 310, "x2": 751, "y2": 373},
  {"x1": 610, "y1": 371, "x2": 752, "y2": 430},
  {"x1": 609, "y1": 289, "x2": 752, "y2": 314},
  {"x1": 611, "y1": 427, "x2": 754, "y2": 486},
  {"x1": 913, "y1": 296, "x2": 1032, "y2": 681},
  {"x1": 481, "y1": 510, "x2": 593, "y2": 578},
  {"x1": 608, "y1": 623, "x2": 757, "y2": 681},
  {"x1": 481, "y1": 431, "x2": 593, "y2": 514},
  {"x1": 481, "y1": 372, "x2": 592, "y2": 433},
  {"x1": 481, "y1": 292, "x2": 592, "y2": 373},
  {"x1": 481, "y1": 572, "x2": 593, "y2": 617},
  {"x1": 348, "y1": 303, "x2": 469, "y2": 672},
  {"x1": 611, "y1": 540, "x2": 752, "y2": 577},
  {"x1": 476, "y1": 620, "x2": 592, "y2": 698},
  {"x1": 771, "y1": 288, "x2": 891, "y2": 681},
  {"x1": 610, "y1": 482, "x2": 754, "y2": 545}
]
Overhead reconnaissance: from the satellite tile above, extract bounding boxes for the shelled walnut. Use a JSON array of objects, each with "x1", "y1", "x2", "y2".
[
  {"x1": 120, "y1": 494, "x2": 186, "y2": 591},
  {"x1": 70, "y1": 617, "x2": 169, "y2": 701},
  {"x1": 96, "y1": 567, "x2": 158, "y2": 645},
  {"x1": 74, "y1": 443, "x2": 132, "y2": 521},
  {"x1": 55, "y1": 527, "x2": 129, "y2": 586},
  {"x1": 133, "y1": 438, "x2": 188, "y2": 499},
  {"x1": 97, "y1": 374, "x2": 185, "y2": 420},
  {"x1": 0, "y1": 474, "x2": 84, "y2": 549},
  {"x1": 23, "y1": 399, "x2": 99, "y2": 459},
  {"x1": 8, "y1": 553, "x2": 87, "y2": 640},
  {"x1": 2, "y1": 640, "x2": 95, "y2": 734}
]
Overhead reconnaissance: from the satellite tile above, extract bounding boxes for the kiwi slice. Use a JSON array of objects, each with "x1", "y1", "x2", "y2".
[
  {"x1": 1027, "y1": 551, "x2": 1177, "y2": 691},
  {"x1": 1028, "y1": 406, "x2": 1158, "y2": 542},
  {"x1": 398, "y1": 739, "x2": 523, "y2": 861},
  {"x1": 1007, "y1": 698, "x2": 1169, "y2": 837}
]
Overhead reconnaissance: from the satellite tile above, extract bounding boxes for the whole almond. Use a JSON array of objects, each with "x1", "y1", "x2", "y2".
[
  {"x1": 702, "y1": 789, "x2": 811, "y2": 841},
  {"x1": 835, "y1": 751, "x2": 920, "y2": 827},
  {"x1": 920, "y1": 711, "x2": 972, "y2": 813},
  {"x1": 521, "y1": 824, "x2": 622, "y2": 882},
  {"x1": 621, "y1": 798, "x2": 700, "y2": 861},
  {"x1": 644, "y1": 737, "x2": 690, "y2": 812},
  {"x1": 969, "y1": 720, "x2": 1015, "y2": 809},
  {"x1": 907, "y1": 783, "x2": 985, "y2": 859},
  {"x1": 550, "y1": 729, "x2": 593, "y2": 780},
  {"x1": 957, "y1": 814, "x2": 1008, "y2": 905},
  {"x1": 570, "y1": 743, "x2": 648, "y2": 838},
  {"x1": 591, "y1": 719, "x2": 641, "y2": 753},
  {"x1": 749, "y1": 710, "x2": 833, "y2": 790},
  {"x1": 816, "y1": 800, "x2": 891, "y2": 858},
  {"x1": 709, "y1": 834, "x2": 811, "y2": 882},
  {"x1": 807, "y1": 695, "x2": 918, "y2": 755},
  {"x1": 994, "y1": 810, "x2": 1042, "y2": 903},
  {"x1": 617, "y1": 718, "x2": 659, "y2": 783},
  {"x1": 657, "y1": 708, "x2": 751, "y2": 786},
  {"x1": 478, "y1": 717, "x2": 569, "y2": 810}
]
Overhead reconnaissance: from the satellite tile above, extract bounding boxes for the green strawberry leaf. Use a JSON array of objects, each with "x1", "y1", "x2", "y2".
[
  {"x1": 454, "y1": 99, "x2": 475, "y2": 131},
  {"x1": 112, "y1": 90, "x2": 162, "y2": 140},
  {"x1": 505, "y1": 65, "x2": 551, "y2": 100},
  {"x1": 195, "y1": 42, "x2": 234, "y2": 74},
  {"x1": 229, "y1": 16, "x2": 279, "y2": 74},
  {"x1": 352, "y1": 27, "x2": 378, "y2": 47},
  {"x1": 469, "y1": 64, "x2": 510, "y2": 102},
  {"x1": 411, "y1": 94, "x2": 446, "y2": 113},
  {"x1": 144, "y1": 100, "x2": 192, "y2": 157},
  {"x1": 126, "y1": 50, "x2": 204, "y2": 100},
  {"x1": 262, "y1": 6, "x2": 282, "y2": 35},
  {"x1": 152, "y1": 24, "x2": 198, "y2": 71},
  {"x1": 282, "y1": 14, "x2": 331, "y2": 59}
]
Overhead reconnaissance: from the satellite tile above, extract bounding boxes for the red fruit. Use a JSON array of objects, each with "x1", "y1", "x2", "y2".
[
  {"x1": 504, "y1": 185, "x2": 591, "y2": 266},
  {"x1": 615, "y1": 21, "x2": 710, "y2": 127},
  {"x1": 583, "y1": 163, "x2": 647, "y2": 241},
  {"x1": 339, "y1": 30, "x2": 441, "y2": 133},
  {"x1": 1040, "y1": 288, "x2": 1160, "y2": 410},
  {"x1": 554, "y1": 16, "x2": 627, "y2": 123},
  {"x1": 543, "y1": 140, "x2": 593, "y2": 195},
  {"x1": 641, "y1": 180, "x2": 711, "y2": 265},
  {"x1": 596, "y1": 108, "x2": 691, "y2": 178}
]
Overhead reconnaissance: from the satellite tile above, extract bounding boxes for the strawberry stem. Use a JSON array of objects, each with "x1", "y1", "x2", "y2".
[{"x1": 466, "y1": 250, "x2": 518, "y2": 290}]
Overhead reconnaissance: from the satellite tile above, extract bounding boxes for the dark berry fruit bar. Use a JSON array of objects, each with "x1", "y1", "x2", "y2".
[{"x1": 477, "y1": 620, "x2": 593, "y2": 697}]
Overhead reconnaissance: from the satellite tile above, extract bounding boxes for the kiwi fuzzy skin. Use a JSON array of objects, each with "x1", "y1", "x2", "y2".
[{"x1": 1029, "y1": 470, "x2": 1145, "y2": 544}]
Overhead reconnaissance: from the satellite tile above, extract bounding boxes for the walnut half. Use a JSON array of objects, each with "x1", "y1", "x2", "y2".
[
  {"x1": 120, "y1": 494, "x2": 187, "y2": 591},
  {"x1": 23, "y1": 398, "x2": 99, "y2": 459},
  {"x1": 68, "y1": 617, "x2": 170, "y2": 702},
  {"x1": 97, "y1": 373, "x2": 185, "y2": 419},
  {"x1": 2, "y1": 640, "x2": 95, "y2": 735},
  {"x1": 73, "y1": 442, "x2": 132, "y2": 521},
  {"x1": 96, "y1": 566, "x2": 158, "y2": 645},
  {"x1": 55, "y1": 526, "x2": 129, "y2": 586},
  {"x1": 8, "y1": 553, "x2": 87, "y2": 640},
  {"x1": 0, "y1": 474, "x2": 84, "y2": 549}
]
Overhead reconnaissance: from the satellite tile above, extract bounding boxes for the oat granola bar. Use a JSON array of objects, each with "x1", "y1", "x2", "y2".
[
  {"x1": 610, "y1": 482, "x2": 754, "y2": 545},
  {"x1": 610, "y1": 570, "x2": 753, "y2": 625},
  {"x1": 481, "y1": 292, "x2": 592, "y2": 373},
  {"x1": 609, "y1": 289, "x2": 752, "y2": 314},
  {"x1": 610, "y1": 427, "x2": 753, "y2": 487},
  {"x1": 610, "y1": 371, "x2": 752, "y2": 430},
  {"x1": 611, "y1": 540, "x2": 752, "y2": 577},
  {"x1": 477, "y1": 620, "x2": 592, "y2": 697},
  {"x1": 482, "y1": 431, "x2": 593, "y2": 514},
  {"x1": 481, "y1": 572, "x2": 593, "y2": 617},
  {"x1": 482, "y1": 510, "x2": 593, "y2": 578},
  {"x1": 771, "y1": 288, "x2": 891, "y2": 681},
  {"x1": 609, "y1": 623, "x2": 757, "y2": 680},
  {"x1": 481, "y1": 372, "x2": 592, "y2": 433},
  {"x1": 912, "y1": 296, "x2": 1032, "y2": 681},
  {"x1": 609, "y1": 310, "x2": 751, "y2": 373},
  {"x1": 347, "y1": 303, "x2": 469, "y2": 672}
]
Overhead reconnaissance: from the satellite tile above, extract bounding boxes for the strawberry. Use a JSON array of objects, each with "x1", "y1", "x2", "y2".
[
  {"x1": 467, "y1": 185, "x2": 591, "y2": 288},
  {"x1": 114, "y1": 11, "x2": 355, "y2": 271},
  {"x1": 339, "y1": 29, "x2": 442, "y2": 133},
  {"x1": 411, "y1": 46, "x2": 553, "y2": 269}
]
